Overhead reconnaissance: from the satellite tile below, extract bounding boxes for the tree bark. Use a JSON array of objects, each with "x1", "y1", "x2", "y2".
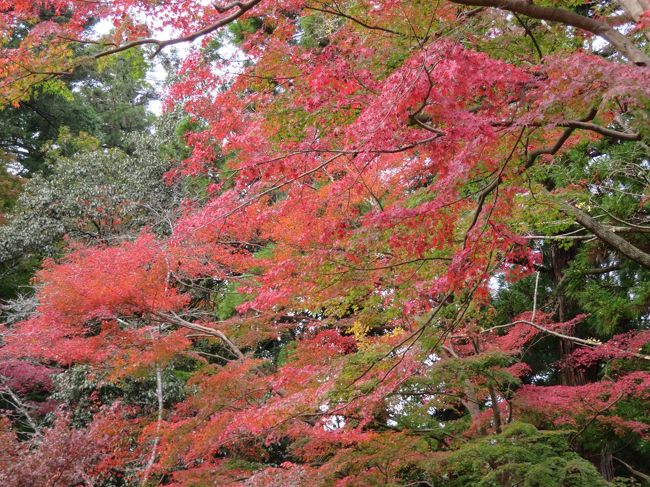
[
  {"x1": 599, "y1": 442, "x2": 614, "y2": 481},
  {"x1": 561, "y1": 202, "x2": 650, "y2": 269},
  {"x1": 451, "y1": 0, "x2": 650, "y2": 65},
  {"x1": 618, "y1": 0, "x2": 650, "y2": 41},
  {"x1": 550, "y1": 243, "x2": 588, "y2": 386},
  {"x1": 487, "y1": 384, "x2": 502, "y2": 434},
  {"x1": 141, "y1": 365, "x2": 164, "y2": 487}
]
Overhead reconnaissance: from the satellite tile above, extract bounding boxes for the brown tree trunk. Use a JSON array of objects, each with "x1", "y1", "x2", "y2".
[
  {"x1": 488, "y1": 384, "x2": 502, "y2": 434},
  {"x1": 599, "y1": 442, "x2": 614, "y2": 481},
  {"x1": 462, "y1": 383, "x2": 481, "y2": 419},
  {"x1": 550, "y1": 243, "x2": 587, "y2": 386}
]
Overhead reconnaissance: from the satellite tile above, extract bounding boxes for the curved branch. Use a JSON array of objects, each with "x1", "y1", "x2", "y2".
[
  {"x1": 560, "y1": 202, "x2": 650, "y2": 269},
  {"x1": 481, "y1": 320, "x2": 650, "y2": 361},
  {"x1": 156, "y1": 311, "x2": 245, "y2": 359},
  {"x1": 94, "y1": 0, "x2": 262, "y2": 60},
  {"x1": 525, "y1": 108, "x2": 598, "y2": 169},
  {"x1": 451, "y1": 0, "x2": 650, "y2": 65},
  {"x1": 305, "y1": 6, "x2": 408, "y2": 37},
  {"x1": 557, "y1": 120, "x2": 641, "y2": 141},
  {"x1": 465, "y1": 127, "x2": 526, "y2": 244}
]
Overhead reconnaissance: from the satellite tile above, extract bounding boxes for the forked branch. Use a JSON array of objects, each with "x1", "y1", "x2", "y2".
[
  {"x1": 156, "y1": 311, "x2": 245, "y2": 359},
  {"x1": 451, "y1": 0, "x2": 650, "y2": 65},
  {"x1": 95, "y1": 0, "x2": 262, "y2": 59}
]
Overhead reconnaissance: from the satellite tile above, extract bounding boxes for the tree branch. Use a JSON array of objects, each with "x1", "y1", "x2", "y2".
[
  {"x1": 156, "y1": 311, "x2": 245, "y2": 359},
  {"x1": 569, "y1": 391, "x2": 625, "y2": 445},
  {"x1": 305, "y1": 5, "x2": 408, "y2": 37},
  {"x1": 557, "y1": 120, "x2": 641, "y2": 141},
  {"x1": 481, "y1": 320, "x2": 650, "y2": 361},
  {"x1": 560, "y1": 202, "x2": 650, "y2": 269},
  {"x1": 524, "y1": 225, "x2": 650, "y2": 240},
  {"x1": 450, "y1": 0, "x2": 650, "y2": 65},
  {"x1": 141, "y1": 365, "x2": 163, "y2": 486},
  {"x1": 95, "y1": 0, "x2": 262, "y2": 60},
  {"x1": 0, "y1": 378, "x2": 42, "y2": 438},
  {"x1": 512, "y1": 12, "x2": 543, "y2": 61},
  {"x1": 613, "y1": 456, "x2": 650, "y2": 483},
  {"x1": 465, "y1": 127, "x2": 525, "y2": 245},
  {"x1": 525, "y1": 108, "x2": 598, "y2": 169}
]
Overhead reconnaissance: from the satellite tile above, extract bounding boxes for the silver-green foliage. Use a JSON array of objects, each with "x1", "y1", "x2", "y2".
[{"x1": 0, "y1": 116, "x2": 182, "y2": 263}]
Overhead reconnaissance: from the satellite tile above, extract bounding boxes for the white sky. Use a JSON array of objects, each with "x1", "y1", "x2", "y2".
[
  {"x1": 93, "y1": 18, "x2": 193, "y2": 115},
  {"x1": 93, "y1": 13, "x2": 241, "y2": 115}
]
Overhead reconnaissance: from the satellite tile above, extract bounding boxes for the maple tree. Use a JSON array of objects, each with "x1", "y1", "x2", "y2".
[{"x1": 1, "y1": 0, "x2": 650, "y2": 485}]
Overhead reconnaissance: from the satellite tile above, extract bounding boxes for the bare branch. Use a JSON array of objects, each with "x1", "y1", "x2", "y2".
[
  {"x1": 95, "y1": 0, "x2": 262, "y2": 60},
  {"x1": 0, "y1": 378, "x2": 42, "y2": 438},
  {"x1": 561, "y1": 202, "x2": 650, "y2": 269},
  {"x1": 156, "y1": 311, "x2": 245, "y2": 359},
  {"x1": 451, "y1": 0, "x2": 650, "y2": 65},
  {"x1": 141, "y1": 365, "x2": 163, "y2": 486},
  {"x1": 305, "y1": 5, "x2": 408, "y2": 37},
  {"x1": 557, "y1": 120, "x2": 641, "y2": 141},
  {"x1": 482, "y1": 320, "x2": 650, "y2": 361}
]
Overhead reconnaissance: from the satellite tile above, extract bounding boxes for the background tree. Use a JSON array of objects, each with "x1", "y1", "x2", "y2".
[
  {"x1": 0, "y1": 47, "x2": 155, "y2": 176},
  {"x1": 0, "y1": 1, "x2": 649, "y2": 485}
]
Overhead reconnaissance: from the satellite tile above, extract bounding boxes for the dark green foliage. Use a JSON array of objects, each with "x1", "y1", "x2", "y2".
[
  {"x1": 0, "y1": 83, "x2": 99, "y2": 174},
  {"x1": 435, "y1": 423, "x2": 609, "y2": 487},
  {"x1": 0, "y1": 48, "x2": 154, "y2": 175},
  {"x1": 228, "y1": 18, "x2": 264, "y2": 45}
]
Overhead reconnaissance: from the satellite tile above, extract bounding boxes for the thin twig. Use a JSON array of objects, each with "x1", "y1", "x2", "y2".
[{"x1": 141, "y1": 365, "x2": 164, "y2": 486}]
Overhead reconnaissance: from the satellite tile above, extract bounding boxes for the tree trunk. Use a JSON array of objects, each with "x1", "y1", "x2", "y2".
[
  {"x1": 599, "y1": 442, "x2": 614, "y2": 481},
  {"x1": 550, "y1": 243, "x2": 587, "y2": 386},
  {"x1": 488, "y1": 384, "x2": 502, "y2": 434},
  {"x1": 463, "y1": 383, "x2": 481, "y2": 420}
]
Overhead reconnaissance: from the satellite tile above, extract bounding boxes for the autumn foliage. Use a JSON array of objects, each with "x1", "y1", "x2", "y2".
[{"x1": 1, "y1": 0, "x2": 650, "y2": 485}]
